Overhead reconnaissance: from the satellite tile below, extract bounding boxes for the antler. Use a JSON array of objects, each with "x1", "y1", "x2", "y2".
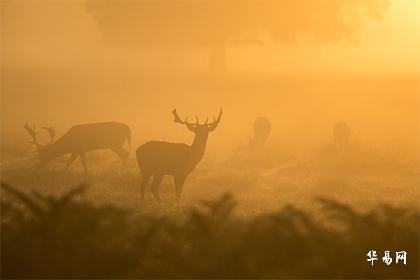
[
  {"x1": 42, "y1": 126, "x2": 56, "y2": 144},
  {"x1": 172, "y1": 109, "x2": 186, "y2": 124},
  {"x1": 207, "y1": 108, "x2": 222, "y2": 131},
  {"x1": 172, "y1": 109, "x2": 196, "y2": 125},
  {"x1": 24, "y1": 123, "x2": 56, "y2": 148},
  {"x1": 24, "y1": 123, "x2": 41, "y2": 147},
  {"x1": 172, "y1": 109, "x2": 200, "y2": 132},
  {"x1": 172, "y1": 108, "x2": 222, "y2": 132}
]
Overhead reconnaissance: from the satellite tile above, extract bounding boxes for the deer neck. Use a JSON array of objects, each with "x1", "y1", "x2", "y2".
[
  {"x1": 189, "y1": 133, "x2": 209, "y2": 165},
  {"x1": 40, "y1": 138, "x2": 69, "y2": 161}
]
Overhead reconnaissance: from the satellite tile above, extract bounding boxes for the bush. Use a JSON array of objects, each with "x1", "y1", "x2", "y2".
[{"x1": 1, "y1": 182, "x2": 418, "y2": 278}]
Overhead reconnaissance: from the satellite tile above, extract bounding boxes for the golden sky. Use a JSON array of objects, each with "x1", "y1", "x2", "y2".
[
  {"x1": 1, "y1": 0, "x2": 419, "y2": 77},
  {"x1": 1, "y1": 1, "x2": 419, "y2": 152}
]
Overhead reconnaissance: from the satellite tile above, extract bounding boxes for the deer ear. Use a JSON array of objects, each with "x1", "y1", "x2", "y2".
[
  {"x1": 186, "y1": 123, "x2": 197, "y2": 132},
  {"x1": 208, "y1": 120, "x2": 221, "y2": 132}
]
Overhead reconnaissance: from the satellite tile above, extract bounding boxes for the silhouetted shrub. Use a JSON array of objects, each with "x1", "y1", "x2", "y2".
[{"x1": 1, "y1": 182, "x2": 418, "y2": 278}]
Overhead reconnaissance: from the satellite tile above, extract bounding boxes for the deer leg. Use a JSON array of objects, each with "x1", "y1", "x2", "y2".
[
  {"x1": 150, "y1": 174, "x2": 163, "y2": 203},
  {"x1": 140, "y1": 173, "x2": 151, "y2": 200},
  {"x1": 80, "y1": 152, "x2": 88, "y2": 175},
  {"x1": 174, "y1": 175, "x2": 186, "y2": 202},
  {"x1": 66, "y1": 153, "x2": 79, "y2": 169}
]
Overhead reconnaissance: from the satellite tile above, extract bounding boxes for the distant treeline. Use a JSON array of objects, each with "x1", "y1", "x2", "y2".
[{"x1": 1, "y1": 182, "x2": 418, "y2": 279}]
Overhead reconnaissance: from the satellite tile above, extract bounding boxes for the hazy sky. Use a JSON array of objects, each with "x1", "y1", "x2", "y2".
[
  {"x1": 1, "y1": 1, "x2": 419, "y2": 153},
  {"x1": 1, "y1": 0, "x2": 419, "y2": 76}
]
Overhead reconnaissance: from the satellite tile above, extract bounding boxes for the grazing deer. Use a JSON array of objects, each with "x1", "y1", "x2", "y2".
[
  {"x1": 24, "y1": 122, "x2": 131, "y2": 173},
  {"x1": 136, "y1": 109, "x2": 222, "y2": 202},
  {"x1": 249, "y1": 117, "x2": 271, "y2": 150}
]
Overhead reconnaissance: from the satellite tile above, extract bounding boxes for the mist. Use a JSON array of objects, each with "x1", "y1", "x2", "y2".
[
  {"x1": 1, "y1": 1, "x2": 419, "y2": 278},
  {"x1": 2, "y1": 1, "x2": 419, "y2": 152}
]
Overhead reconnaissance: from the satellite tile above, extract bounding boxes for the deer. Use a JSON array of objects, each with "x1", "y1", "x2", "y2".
[
  {"x1": 249, "y1": 117, "x2": 271, "y2": 151},
  {"x1": 136, "y1": 108, "x2": 222, "y2": 202},
  {"x1": 24, "y1": 122, "x2": 131, "y2": 174}
]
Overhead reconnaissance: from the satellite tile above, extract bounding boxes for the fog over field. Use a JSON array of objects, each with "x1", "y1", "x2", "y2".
[{"x1": 1, "y1": 1, "x2": 419, "y2": 278}]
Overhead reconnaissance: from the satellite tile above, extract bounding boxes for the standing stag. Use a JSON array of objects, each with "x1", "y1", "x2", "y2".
[
  {"x1": 136, "y1": 109, "x2": 222, "y2": 202},
  {"x1": 24, "y1": 122, "x2": 131, "y2": 173}
]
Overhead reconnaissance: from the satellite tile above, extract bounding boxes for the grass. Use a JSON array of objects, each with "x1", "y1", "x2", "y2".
[{"x1": 1, "y1": 144, "x2": 419, "y2": 278}]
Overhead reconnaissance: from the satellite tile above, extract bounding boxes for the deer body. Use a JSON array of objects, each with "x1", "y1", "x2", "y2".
[
  {"x1": 136, "y1": 109, "x2": 221, "y2": 202},
  {"x1": 25, "y1": 122, "x2": 131, "y2": 173},
  {"x1": 138, "y1": 132, "x2": 208, "y2": 174}
]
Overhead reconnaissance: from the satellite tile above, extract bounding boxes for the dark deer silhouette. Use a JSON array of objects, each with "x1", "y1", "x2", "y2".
[
  {"x1": 249, "y1": 117, "x2": 271, "y2": 150},
  {"x1": 24, "y1": 122, "x2": 131, "y2": 174},
  {"x1": 136, "y1": 109, "x2": 222, "y2": 202}
]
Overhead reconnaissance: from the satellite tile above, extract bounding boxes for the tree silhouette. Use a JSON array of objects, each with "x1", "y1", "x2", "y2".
[{"x1": 85, "y1": 1, "x2": 389, "y2": 73}]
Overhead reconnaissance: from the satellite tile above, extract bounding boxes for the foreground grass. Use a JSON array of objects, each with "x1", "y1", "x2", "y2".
[{"x1": 1, "y1": 181, "x2": 418, "y2": 279}]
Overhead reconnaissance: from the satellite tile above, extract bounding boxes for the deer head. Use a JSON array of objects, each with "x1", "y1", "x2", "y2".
[
  {"x1": 172, "y1": 108, "x2": 222, "y2": 136},
  {"x1": 24, "y1": 123, "x2": 56, "y2": 163}
]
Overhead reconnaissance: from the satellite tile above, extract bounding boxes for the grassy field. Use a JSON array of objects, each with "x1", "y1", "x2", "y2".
[
  {"x1": 1, "y1": 142, "x2": 419, "y2": 278},
  {"x1": 1, "y1": 141, "x2": 418, "y2": 214}
]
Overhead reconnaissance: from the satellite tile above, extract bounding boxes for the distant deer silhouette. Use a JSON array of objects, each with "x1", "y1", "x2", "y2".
[
  {"x1": 136, "y1": 109, "x2": 222, "y2": 202},
  {"x1": 24, "y1": 122, "x2": 131, "y2": 174},
  {"x1": 249, "y1": 117, "x2": 271, "y2": 150}
]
